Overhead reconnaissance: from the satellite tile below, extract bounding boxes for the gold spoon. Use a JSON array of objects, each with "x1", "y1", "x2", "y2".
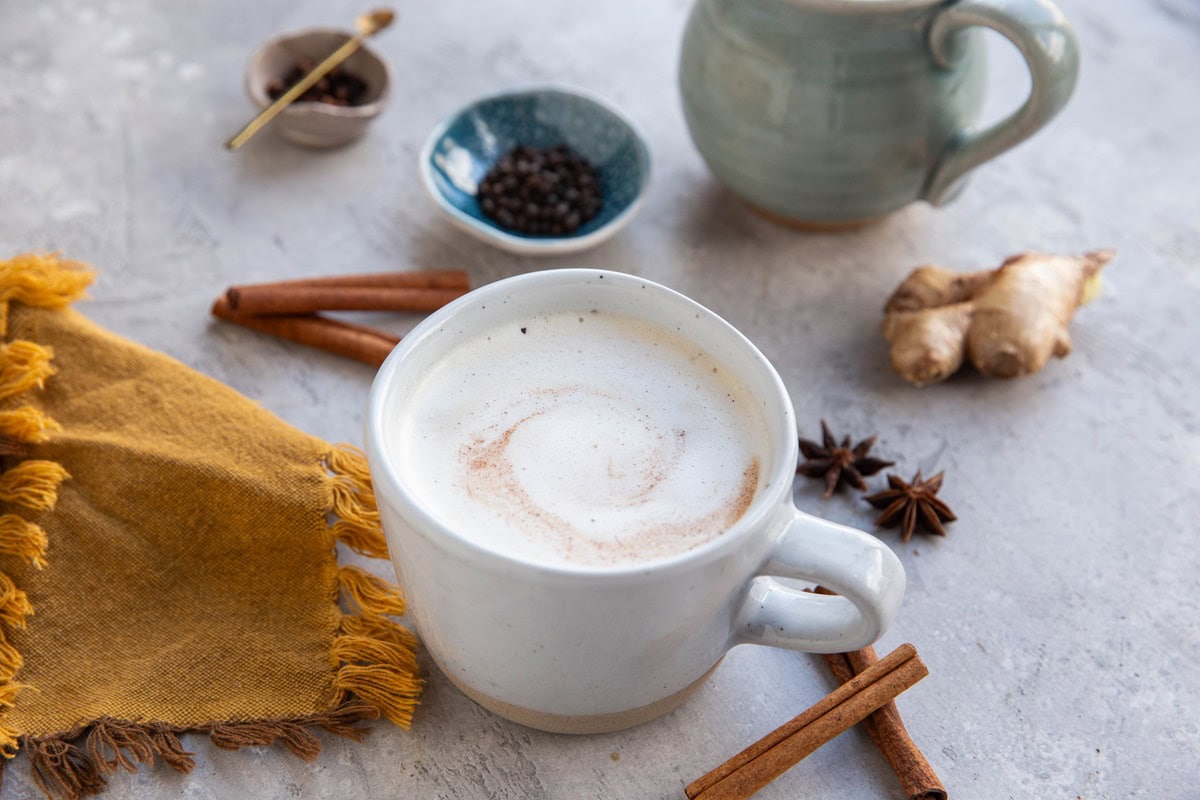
[{"x1": 225, "y1": 8, "x2": 395, "y2": 151}]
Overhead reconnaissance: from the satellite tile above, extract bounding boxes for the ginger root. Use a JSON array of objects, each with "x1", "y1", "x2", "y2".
[{"x1": 882, "y1": 249, "x2": 1115, "y2": 386}]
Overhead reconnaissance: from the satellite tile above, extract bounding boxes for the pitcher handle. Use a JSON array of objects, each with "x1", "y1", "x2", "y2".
[{"x1": 923, "y1": 0, "x2": 1080, "y2": 205}]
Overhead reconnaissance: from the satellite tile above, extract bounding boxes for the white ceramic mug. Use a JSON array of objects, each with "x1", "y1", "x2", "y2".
[{"x1": 365, "y1": 270, "x2": 905, "y2": 733}]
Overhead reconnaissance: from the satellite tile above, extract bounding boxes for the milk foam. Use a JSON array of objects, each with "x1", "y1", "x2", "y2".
[{"x1": 393, "y1": 310, "x2": 771, "y2": 568}]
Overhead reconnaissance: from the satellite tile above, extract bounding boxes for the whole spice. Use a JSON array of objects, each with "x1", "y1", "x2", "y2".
[
  {"x1": 809, "y1": 587, "x2": 946, "y2": 800},
  {"x1": 225, "y1": 269, "x2": 470, "y2": 315},
  {"x1": 477, "y1": 144, "x2": 602, "y2": 236},
  {"x1": 211, "y1": 269, "x2": 471, "y2": 366},
  {"x1": 821, "y1": 648, "x2": 947, "y2": 800},
  {"x1": 211, "y1": 296, "x2": 399, "y2": 367},
  {"x1": 225, "y1": 285, "x2": 466, "y2": 316},
  {"x1": 266, "y1": 59, "x2": 369, "y2": 106},
  {"x1": 882, "y1": 249, "x2": 1115, "y2": 385},
  {"x1": 686, "y1": 644, "x2": 929, "y2": 800},
  {"x1": 223, "y1": 270, "x2": 468, "y2": 316},
  {"x1": 797, "y1": 420, "x2": 894, "y2": 497},
  {"x1": 864, "y1": 471, "x2": 956, "y2": 542}
]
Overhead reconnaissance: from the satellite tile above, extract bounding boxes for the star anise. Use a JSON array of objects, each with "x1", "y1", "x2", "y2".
[
  {"x1": 864, "y1": 470, "x2": 956, "y2": 542},
  {"x1": 797, "y1": 420, "x2": 894, "y2": 498}
]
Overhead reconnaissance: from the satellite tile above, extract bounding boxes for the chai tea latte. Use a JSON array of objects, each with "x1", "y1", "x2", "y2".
[{"x1": 393, "y1": 310, "x2": 772, "y2": 568}]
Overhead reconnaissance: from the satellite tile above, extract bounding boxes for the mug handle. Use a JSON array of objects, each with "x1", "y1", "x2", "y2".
[
  {"x1": 734, "y1": 509, "x2": 906, "y2": 654},
  {"x1": 922, "y1": 0, "x2": 1080, "y2": 205}
]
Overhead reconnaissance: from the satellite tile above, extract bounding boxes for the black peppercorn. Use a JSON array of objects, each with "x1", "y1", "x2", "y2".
[
  {"x1": 266, "y1": 59, "x2": 369, "y2": 106},
  {"x1": 478, "y1": 145, "x2": 602, "y2": 236}
]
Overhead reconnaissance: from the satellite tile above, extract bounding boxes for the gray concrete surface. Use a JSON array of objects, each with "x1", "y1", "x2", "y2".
[{"x1": 1, "y1": 0, "x2": 1198, "y2": 797}]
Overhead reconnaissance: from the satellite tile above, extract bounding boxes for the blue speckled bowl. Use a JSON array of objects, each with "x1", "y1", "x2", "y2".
[{"x1": 419, "y1": 87, "x2": 651, "y2": 256}]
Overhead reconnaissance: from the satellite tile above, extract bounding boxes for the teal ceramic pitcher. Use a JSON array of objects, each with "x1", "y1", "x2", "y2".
[{"x1": 679, "y1": 0, "x2": 1079, "y2": 227}]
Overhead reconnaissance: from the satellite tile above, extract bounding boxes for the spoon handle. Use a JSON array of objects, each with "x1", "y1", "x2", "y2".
[{"x1": 225, "y1": 33, "x2": 367, "y2": 151}]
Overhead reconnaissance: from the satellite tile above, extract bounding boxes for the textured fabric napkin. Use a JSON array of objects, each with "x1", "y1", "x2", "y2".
[{"x1": 0, "y1": 254, "x2": 420, "y2": 799}]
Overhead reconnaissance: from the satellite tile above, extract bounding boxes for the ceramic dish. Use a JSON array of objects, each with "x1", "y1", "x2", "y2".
[
  {"x1": 245, "y1": 28, "x2": 390, "y2": 148},
  {"x1": 419, "y1": 87, "x2": 650, "y2": 256}
]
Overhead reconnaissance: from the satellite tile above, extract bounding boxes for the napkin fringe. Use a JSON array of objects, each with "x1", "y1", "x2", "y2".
[
  {"x1": 0, "y1": 408, "x2": 60, "y2": 443},
  {"x1": 0, "y1": 516, "x2": 49, "y2": 569},
  {"x1": 0, "y1": 254, "x2": 96, "y2": 318},
  {"x1": 0, "y1": 254, "x2": 91, "y2": 760},
  {"x1": 325, "y1": 446, "x2": 390, "y2": 559},
  {"x1": 0, "y1": 462, "x2": 69, "y2": 514},
  {"x1": 324, "y1": 446, "x2": 423, "y2": 730},
  {"x1": 16, "y1": 701, "x2": 383, "y2": 800},
  {"x1": 0, "y1": 342, "x2": 56, "y2": 401}
]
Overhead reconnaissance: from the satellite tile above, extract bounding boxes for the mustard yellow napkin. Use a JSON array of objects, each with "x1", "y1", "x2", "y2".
[{"x1": 0, "y1": 254, "x2": 420, "y2": 799}]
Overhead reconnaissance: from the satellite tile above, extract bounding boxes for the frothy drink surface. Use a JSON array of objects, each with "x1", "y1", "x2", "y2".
[{"x1": 394, "y1": 311, "x2": 771, "y2": 568}]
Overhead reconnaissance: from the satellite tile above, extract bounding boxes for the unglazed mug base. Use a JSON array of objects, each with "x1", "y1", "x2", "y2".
[{"x1": 445, "y1": 660, "x2": 723, "y2": 735}]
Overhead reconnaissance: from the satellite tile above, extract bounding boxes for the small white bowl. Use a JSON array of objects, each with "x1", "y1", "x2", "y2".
[
  {"x1": 245, "y1": 28, "x2": 390, "y2": 148},
  {"x1": 419, "y1": 87, "x2": 651, "y2": 256}
]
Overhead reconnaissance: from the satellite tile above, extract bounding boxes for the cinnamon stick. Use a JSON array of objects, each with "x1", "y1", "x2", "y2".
[
  {"x1": 226, "y1": 285, "x2": 467, "y2": 317},
  {"x1": 823, "y1": 648, "x2": 946, "y2": 800},
  {"x1": 685, "y1": 644, "x2": 927, "y2": 800},
  {"x1": 230, "y1": 269, "x2": 470, "y2": 293},
  {"x1": 211, "y1": 296, "x2": 399, "y2": 367}
]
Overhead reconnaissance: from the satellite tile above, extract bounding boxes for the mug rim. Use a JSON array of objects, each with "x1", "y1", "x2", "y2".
[{"x1": 365, "y1": 269, "x2": 800, "y2": 582}]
